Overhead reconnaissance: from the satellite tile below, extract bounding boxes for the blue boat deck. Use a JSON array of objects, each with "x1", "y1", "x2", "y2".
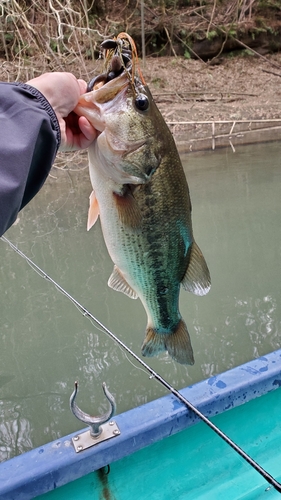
[
  {"x1": 0, "y1": 350, "x2": 281, "y2": 499},
  {"x1": 39, "y1": 388, "x2": 281, "y2": 500}
]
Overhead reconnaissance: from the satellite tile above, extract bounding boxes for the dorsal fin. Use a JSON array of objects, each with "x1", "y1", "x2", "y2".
[
  {"x1": 181, "y1": 242, "x2": 211, "y2": 296},
  {"x1": 87, "y1": 190, "x2": 100, "y2": 231},
  {"x1": 108, "y1": 265, "x2": 138, "y2": 299}
]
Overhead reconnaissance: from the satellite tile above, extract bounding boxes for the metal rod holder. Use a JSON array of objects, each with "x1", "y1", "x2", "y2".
[{"x1": 70, "y1": 381, "x2": 120, "y2": 452}]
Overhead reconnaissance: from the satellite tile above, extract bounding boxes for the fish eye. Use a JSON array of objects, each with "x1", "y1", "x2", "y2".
[{"x1": 135, "y1": 94, "x2": 149, "y2": 112}]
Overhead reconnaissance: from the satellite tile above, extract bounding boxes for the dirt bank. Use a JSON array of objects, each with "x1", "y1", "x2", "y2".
[
  {"x1": 1, "y1": 50, "x2": 281, "y2": 154},
  {"x1": 143, "y1": 52, "x2": 281, "y2": 151}
]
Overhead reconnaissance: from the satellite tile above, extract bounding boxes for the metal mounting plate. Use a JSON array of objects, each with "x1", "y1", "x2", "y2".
[{"x1": 72, "y1": 421, "x2": 121, "y2": 453}]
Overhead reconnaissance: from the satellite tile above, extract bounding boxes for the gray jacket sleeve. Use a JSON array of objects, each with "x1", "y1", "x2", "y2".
[{"x1": 0, "y1": 82, "x2": 61, "y2": 236}]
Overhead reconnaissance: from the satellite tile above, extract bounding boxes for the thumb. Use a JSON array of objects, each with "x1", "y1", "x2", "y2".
[{"x1": 77, "y1": 79, "x2": 87, "y2": 95}]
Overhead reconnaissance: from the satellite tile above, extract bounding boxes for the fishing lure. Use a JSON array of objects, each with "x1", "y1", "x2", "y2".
[{"x1": 87, "y1": 32, "x2": 145, "y2": 92}]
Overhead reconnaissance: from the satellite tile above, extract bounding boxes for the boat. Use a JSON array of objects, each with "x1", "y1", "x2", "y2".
[{"x1": 0, "y1": 348, "x2": 281, "y2": 500}]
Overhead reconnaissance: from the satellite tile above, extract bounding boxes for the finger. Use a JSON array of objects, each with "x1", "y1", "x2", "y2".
[{"x1": 78, "y1": 116, "x2": 98, "y2": 143}]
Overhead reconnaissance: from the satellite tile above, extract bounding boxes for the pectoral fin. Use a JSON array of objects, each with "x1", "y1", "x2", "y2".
[
  {"x1": 87, "y1": 190, "x2": 99, "y2": 231},
  {"x1": 113, "y1": 190, "x2": 142, "y2": 229},
  {"x1": 181, "y1": 242, "x2": 211, "y2": 296},
  {"x1": 108, "y1": 265, "x2": 138, "y2": 299}
]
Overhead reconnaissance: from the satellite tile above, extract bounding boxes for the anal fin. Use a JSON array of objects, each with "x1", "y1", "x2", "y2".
[
  {"x1": 182, "y1": 241, "x2": 211, "y2": 296},
  {"x1": 108, "y1": 265, "x2": 138, "y2": 299}
]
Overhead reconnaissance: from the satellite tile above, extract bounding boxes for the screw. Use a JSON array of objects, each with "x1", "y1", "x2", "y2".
[
  {"x1": 73, "y1": 436, "x2": 79, "y2": 441},
  {"x1": 113, "y1": 429, "x2": 120, "y2": 436},
  {"x1": 109, "y1": 421, "x2": 115, "y2": 426},
  {"x1": 77, "y1": 445, "x2": 83, "y2": 451}
]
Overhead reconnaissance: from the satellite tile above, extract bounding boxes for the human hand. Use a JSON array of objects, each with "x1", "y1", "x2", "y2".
[{"x1": 27, "y1": 72, "x2": 97, "y2": 151}]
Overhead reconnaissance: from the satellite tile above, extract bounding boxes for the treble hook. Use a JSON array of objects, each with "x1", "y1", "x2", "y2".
[{"x1": 70, "y1": 381, "x2": 116, "y2": 438}]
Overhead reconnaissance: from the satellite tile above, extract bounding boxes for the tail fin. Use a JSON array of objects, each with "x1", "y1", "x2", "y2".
[
  {"x1": 165, "y1": 320, "x2": 195, "y2": 365},
  {"x1": 141, "y1": 319, "x2": 194, "y2": 365}
]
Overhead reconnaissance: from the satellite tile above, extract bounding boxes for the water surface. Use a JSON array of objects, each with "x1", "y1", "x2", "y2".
[{"x1": 0, "y1": 141, "x2": 281, "y2": 460}]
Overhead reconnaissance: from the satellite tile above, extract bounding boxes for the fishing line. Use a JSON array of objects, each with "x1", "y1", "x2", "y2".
[
  {"x1": 87, "y1": 313, "x2": 149, "y2": 376},
  {"x1": 1, "y1": 234, "x2": 281, "y2": 493}
]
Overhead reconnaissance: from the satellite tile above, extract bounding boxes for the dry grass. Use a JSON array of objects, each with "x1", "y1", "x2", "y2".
[
  {"x1": 0, "y1": 0, "x2": 104, "y2": 81},
  {"x1": 0, "y1": 1, "x2": 275, "y2": 82}
]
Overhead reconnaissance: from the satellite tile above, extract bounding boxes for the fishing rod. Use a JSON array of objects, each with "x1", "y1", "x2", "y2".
[{"x1": 1, "y1": 234, "x2": 281, "y2": 493}]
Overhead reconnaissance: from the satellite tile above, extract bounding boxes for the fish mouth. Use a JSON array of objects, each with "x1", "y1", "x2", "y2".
[
  {"x1": 75, "y1": 72, "x2": 129, "y2": 134},
  {"x1": 75, "y1": 36, "x2": 136, "y2": 132},
  {"x1": 76, "y1": 71, "x2": 149, "y2": 185},
  {"x1": 76, "y1": 72, "x2": 146, "y2": 160}
]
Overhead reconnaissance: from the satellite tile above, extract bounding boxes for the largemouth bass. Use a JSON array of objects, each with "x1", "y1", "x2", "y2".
[{"x1": 75, "y1": 34, "x2": 211, "y2": 364}]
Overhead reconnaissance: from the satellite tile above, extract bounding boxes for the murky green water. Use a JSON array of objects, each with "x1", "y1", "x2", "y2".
[{"x1": 0, "y1": 141, "x2": 281, "y2": 461}]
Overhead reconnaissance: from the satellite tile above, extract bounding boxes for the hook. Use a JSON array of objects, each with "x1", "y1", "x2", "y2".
[{"x1": 70, "y1": 381, "x2": 116, "y2": 438}]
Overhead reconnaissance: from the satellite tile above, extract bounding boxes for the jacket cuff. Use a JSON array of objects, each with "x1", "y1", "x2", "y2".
[{"x1": 14, "y1": 82, "x2": 61, "y2": 150}]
